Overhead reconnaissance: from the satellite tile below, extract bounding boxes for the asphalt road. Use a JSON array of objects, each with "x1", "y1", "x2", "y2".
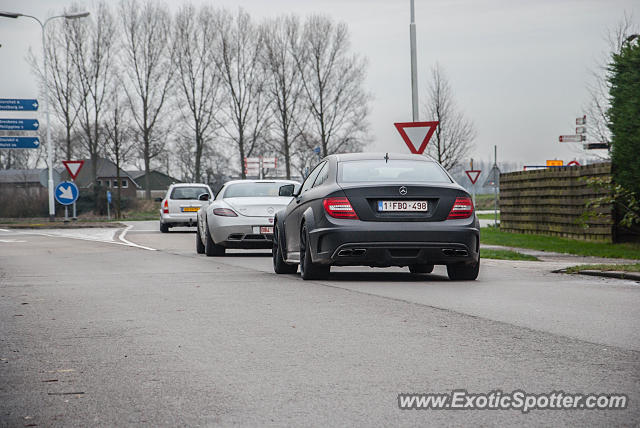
[{"x1": 1, "y1": 222, "x2": 639, "y2": 426}]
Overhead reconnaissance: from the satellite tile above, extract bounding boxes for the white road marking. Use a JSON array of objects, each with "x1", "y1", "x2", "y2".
[
  {"x1": 4, "y1": 227, "x2": 157, "y2": 251},
  {"x1": 0, "y1": 239, "x2": 26, "y2": 243},
  {"x1": 117, "y1": 225, "x2": 157, "y2": 251},
  {"x1": 0, "y1": 228, "x2": 10, "y2": 232}
]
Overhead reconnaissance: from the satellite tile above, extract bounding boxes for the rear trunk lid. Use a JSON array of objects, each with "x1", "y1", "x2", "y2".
[
  {"x1": 225, "y1": 197, "x2": 292, "y2": 217},
  {"x1": 339, "y1": 183, "x2": 467, "y2": 222},
  {"x1": 168, "y1": 199, "x2": 207, "y2": 215}
]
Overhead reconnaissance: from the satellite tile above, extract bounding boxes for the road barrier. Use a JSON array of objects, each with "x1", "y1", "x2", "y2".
[{"x1": 500, "y1": 163, "x2": 613, "y2": 242}]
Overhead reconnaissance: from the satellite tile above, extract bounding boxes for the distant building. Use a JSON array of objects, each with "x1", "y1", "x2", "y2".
[
  {"x1": 0, "y1": 169, "x2": 45, "y2": 195},
  {"x1": 127, "y1": 170, "x2": 182, "y2": 199},
  {"x1": 67, "y1": 158, "x2": 140, "y2": 199}
]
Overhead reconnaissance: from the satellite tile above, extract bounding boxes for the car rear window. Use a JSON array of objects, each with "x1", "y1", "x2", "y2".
[
  {"x1": 223, "y1": 182, "x2": 284, "y2": 198},
  {"x1": 338, "y1": 160, "x2": 452, "y2": 183},
  {"x1": 170, "y1": 186, "x2": 210, "y2": 200}
]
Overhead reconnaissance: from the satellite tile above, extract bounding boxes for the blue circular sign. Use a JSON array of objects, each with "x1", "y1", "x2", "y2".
[{"x1": 54, "y1": 181, "x2": 79, "y2": 205}]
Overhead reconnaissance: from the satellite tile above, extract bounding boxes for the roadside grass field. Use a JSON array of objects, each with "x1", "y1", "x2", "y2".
[
  {"x1": 481, "y1": 249, "x2": 539, "y2": 261},
  {"x1": 477, "y1": 213, "x2": 500, "y2": 220},
  {"x1": 481, "y1": 227, "x2": 640, "y2": 260},
  {"x1": 474, "y1": 194, "x2": 498, "y2": 211},
  {"x1": 564, "y1": 263, "x2": 640, "y2": 274}
]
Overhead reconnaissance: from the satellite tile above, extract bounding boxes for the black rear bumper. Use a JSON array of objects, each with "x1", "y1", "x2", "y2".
[{"x1": 308, "y1": 220, "x2": 479, "y2": 267}]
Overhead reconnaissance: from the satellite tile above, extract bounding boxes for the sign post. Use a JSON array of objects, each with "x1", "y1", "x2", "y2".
[
  {"x1": 63, "y1": 160, "x2": 84, "y2": 221},
  {"x1": 394, "y1": 121, "x2": 439, "y2": 154},
  {"x1": 482, "y1": 146, "x2": 501, "y2": 227},
  {"x1": 107, "y1": 191, "x2": 112, "y2": 220},
  {"x1": 54, "y1": 181, "x2": 79, "y2": 223},
  {"x1": 464, "y1": 159, "x2": 481, "y2": 208}
]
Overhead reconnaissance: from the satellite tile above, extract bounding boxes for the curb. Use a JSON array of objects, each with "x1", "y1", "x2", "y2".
[
  {"x1": 574, "y1": 270, "x2": 640, "y2": 281},
  {"x1": 554, "y1": 268, "x2": 640, "y2": 281}
]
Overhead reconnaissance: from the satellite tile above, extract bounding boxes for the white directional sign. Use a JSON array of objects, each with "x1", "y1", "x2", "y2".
[
  {"x1": 262, "y1": 157, "x2": 277, "y2": 169},
  {"x1": 576, "y1": 126, "x2": 587, "y2": 134},
  {"x1": 559, "y1": 135, "x2": 586, "y2": 143},
  {"x1": 576, "y1": 115, "x2": 586, "y2": 125}
]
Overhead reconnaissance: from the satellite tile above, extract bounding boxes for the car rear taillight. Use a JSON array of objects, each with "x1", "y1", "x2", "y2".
[
  {"x1": 447, "y1": 197, "x2": 474, "y2": 219},
  {"x1": 213, "y1": 208, "x2": 238, "y2": 217},
  {"x1": 162, "y1": 200, "x2": 168, "y2": 214},
  {"x1": 323, "y1": 197, "x2": 358, "y2": 219}
]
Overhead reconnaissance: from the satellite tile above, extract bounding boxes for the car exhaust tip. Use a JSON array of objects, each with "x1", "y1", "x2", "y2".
[
  {"x1": 337, "y1": 248, "x2": 367, "y2": 257},
  {"x1": 442, "y1": 248, "x2": 468, "y2": 257}
]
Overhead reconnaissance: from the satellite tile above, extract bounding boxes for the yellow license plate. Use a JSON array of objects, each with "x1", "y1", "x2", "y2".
[{"x1": 182, "y1": 207, "x2": 199, "y2": 212}]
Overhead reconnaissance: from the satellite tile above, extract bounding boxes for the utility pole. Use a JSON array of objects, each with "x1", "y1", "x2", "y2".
[
  {"x1": 409, "y1": 0, "x2": 419, "y2": 121},
  {"x1": 494, "y1": 145, "x2": 498, "y2": 227}
]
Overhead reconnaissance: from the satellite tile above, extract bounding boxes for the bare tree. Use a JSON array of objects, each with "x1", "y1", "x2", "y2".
[
  {"x1": 422, "y1": 64, "x2": 476, "y2": 171},
  {"x1": 582, "y1": 13, "x2": 638, "y2": 158},
  {"x1": 120, "y1": 0, "x2": 174, "y2": 199},
  {"x1": 260, "y1": 15, "x2": 305, "y2": 179},
  {"x1": 69, "y1": 2, "x2": 116, "y2": 202},
  {"x1": 28, "y1": 17, "x2": 82, "y2": 161},
  {"x1": 172, "y1": 4, "x2": 223, "y2": 183},
  {"x1": 295, "y1": 15, "x2": 370, "y2": 160},
  {"x1": 104, "y1": 90, "x2": 134, "y2": 219},
  {"x1": 212, "y1": 8, "x2": 271, "y2": 178}
]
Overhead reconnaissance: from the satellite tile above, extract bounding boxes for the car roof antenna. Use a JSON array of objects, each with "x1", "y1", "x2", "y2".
[{"x1": 384, "y1": 152, "x2": 389, "y2": 163}]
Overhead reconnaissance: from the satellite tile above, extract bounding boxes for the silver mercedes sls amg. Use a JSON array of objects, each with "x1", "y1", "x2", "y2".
[{"x1": 196, "y1": 179, "x2": 299, "y2": 256}]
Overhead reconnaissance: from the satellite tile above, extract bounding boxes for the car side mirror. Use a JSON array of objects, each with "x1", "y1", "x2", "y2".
[
  {"x1": 198, "y1": 193, "x2": 210, "y2": 201},
  {"x1": 279, "y1": 184, "x2": 295, "y2": 197}
]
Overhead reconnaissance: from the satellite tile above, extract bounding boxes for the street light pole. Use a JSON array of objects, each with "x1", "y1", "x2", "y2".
[
  {"x1": 0, "y1": 10, "x2": 89, "y2": 221},
  {"x1": 409, "y1": 0, "x2": 419, "y2": 121}
]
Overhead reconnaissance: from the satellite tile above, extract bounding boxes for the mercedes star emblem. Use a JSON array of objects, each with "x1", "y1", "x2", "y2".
[{"x1": 399, "y1": 186, "x2": 407, "y2": 195}]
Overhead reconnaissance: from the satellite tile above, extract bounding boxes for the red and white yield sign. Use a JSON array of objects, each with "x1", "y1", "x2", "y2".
[
  {"x1": 394, "y1": 121, "x2": 439, "y2": 154},
  {"x1": 62, "y1": 160, "x2": 84, "y2": 180},
  {"x1": 465, "y1": 170, "x2": 482, "y2": 184}
]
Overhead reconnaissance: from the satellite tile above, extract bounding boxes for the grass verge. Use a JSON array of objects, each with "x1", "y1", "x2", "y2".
[
  {"x1": 480, "y1": 228, "x2": 640, "y2": 260},
  {"x1": 477, "y1": 213, "x2": 500, "y2": 220},
  {"x1": 481, "y1": 249, "x2": 540, "y2": 261},
  {"x1": 474, "y1": 194, "x2": 499, "y2": 211},
  {"x1": 564, "y1": 263, "x2": 640, "y2": 274}
]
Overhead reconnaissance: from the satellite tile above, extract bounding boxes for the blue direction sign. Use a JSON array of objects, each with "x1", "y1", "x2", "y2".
[
  {"x1": 0, "y1": 98, "x2": 39, "y2": 111},
  {"x1": 0, "y1": 118, "x2": 39, "y2": 130},
  {"x1": 0, "y1": 136, "x2": 40, "y2": 149},
  {"x1": 55, "y1": 181, "x2": 79, "y2": 205}
]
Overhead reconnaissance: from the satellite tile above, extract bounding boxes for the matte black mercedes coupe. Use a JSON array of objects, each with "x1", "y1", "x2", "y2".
[{"x1": 272, "y1": 153, "x2": 480, "y2": 280}]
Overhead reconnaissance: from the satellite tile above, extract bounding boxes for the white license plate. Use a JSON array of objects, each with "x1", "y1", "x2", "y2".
[
  {"x1": 378, "y1": 200, "x2": 428, "y2": 212},
  {"x1": 252, "y1": 226, "x2": 274, "y2": 234}
]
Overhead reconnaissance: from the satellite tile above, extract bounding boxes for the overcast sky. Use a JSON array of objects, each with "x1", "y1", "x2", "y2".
[{"x1": 0, "y1": 0, "x2": 637, "y2": 167}]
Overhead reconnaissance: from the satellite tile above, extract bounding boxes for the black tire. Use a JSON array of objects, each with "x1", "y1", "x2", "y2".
[
  {"x1": 204, "y1": 220, "x2": 225, "y2": 256},
  {"x1": 195, "y1": 225, "x2": 205, "y2": 254},
  {"x1": 273, "y1": 225, "x2": 298, "y2": 274},
  {"x1": 299, "y1": 225, "x2": 330, "y2": 280},
  {"x1": 160, "y1": 222, "x2": 169, "y2": 233},
  {"x1": 447, "y1": 259, "x2": 480, "y2": 280},
  {"x1": 409, "y1": 264, "x2": 434, "y2": 274}
]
